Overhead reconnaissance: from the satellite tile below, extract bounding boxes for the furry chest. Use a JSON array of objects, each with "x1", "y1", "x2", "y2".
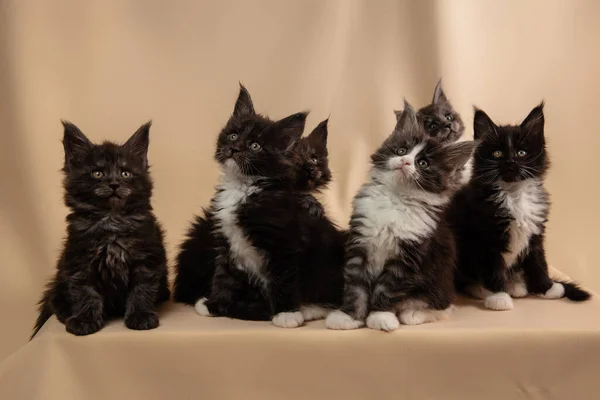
[
  {"x1": 93, "y1": 237, "x2": 130, "y2": 287},
  {"x1": 213, "y1": 180, "x2": 266, "y2": 282}
]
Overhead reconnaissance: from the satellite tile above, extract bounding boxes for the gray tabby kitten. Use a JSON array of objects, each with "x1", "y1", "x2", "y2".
[{"x1": 325, "y1": 101, "x2": 475, "y2": 331}]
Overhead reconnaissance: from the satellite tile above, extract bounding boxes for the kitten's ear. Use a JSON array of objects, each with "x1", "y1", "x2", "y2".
[
  {"x1": 307, "y1": 118, "x2": 328, "y2": 150},
  {"x1": 432, "y1": 79, "x2": 448, "y2": 104},
  {"x1": 444, "y1": 141, "x2": 476, "y2": 171},
  {"x1": 276, "y1": 111, "x2": 309, "y2": 152},
  {"x1": 520, "y1": 101, "x2": 545, "y2": 138},
  {"x1": 62, "y1": 120, "x2": 92, "y2": 168},
  {"x1": 473, "y1": 107, "x2": 497, "y2": 140},
  {"x1": 393, "y1": 109, "x2": 403, "y2": 122},
  {"x1": 395, "y1": 99, "x2": 419, "y2": 133},
  {"x1": 233, "y1": 83, "x2": 256, "y2": 119},
  {"x1": 123, "y1": 121, "x2": 151, "y2": 168}
]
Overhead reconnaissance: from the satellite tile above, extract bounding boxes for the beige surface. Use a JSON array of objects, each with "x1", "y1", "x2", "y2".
[{"x1": 1, "y1": 0, "x2": 600, "y2": 398}]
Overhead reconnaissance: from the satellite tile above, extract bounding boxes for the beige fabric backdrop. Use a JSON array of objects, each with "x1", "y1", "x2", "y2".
[{"x1": 0, "y1": 0, "x2": 598, "y2": 362}]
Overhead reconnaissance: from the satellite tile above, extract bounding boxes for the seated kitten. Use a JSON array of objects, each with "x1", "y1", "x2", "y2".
[
  {"x1": 172, "y1": 119, "x2": 333, "y2": 311},
  {"x1": 449, "y1": 103, "x2": 590, "y2": 310},
  {"x1": 325, "y1": 101, "x2": 475, "y2": 331},
  {"x1": 32, "y1": 122, "x2": 169, "y2": 338}
]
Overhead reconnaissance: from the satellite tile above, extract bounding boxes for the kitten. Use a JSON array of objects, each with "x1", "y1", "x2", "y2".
[
  {"x1": 325, "y1": 101, "x2": 475, "y2": 331},
  {"x1": 193, "y1": 84, "x2": 312, "y2": 328},
  {"x1": 173, "y1": 119, "x2": 334, "y2": 314},
  {"x1": 449, "y1": 103, "x2": 590, "y2": 310},
  {"x1": 31, "y1": 122, "x2": 169, "y2": 338}
]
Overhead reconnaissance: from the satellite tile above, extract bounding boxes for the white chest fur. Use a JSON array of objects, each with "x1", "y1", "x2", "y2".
[
  {"x1": 351, "y1": 177, "x2": 446, "y2": 275},
  {"x1": 496, "y1": 179, "x2": 548, "y2": 268},
  {"x1": 213, "y1": 173, "x2": 266, "y2": 283}
]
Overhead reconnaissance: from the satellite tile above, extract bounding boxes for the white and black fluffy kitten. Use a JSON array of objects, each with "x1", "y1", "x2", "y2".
[
  {"x1": 325, "y1": 101, "x2": 475, "y2": 331},
  {"x1": 194, "y1": 84, "x2": 314, "y2": 328},
  {"x1": 449, "y1": 103, "x2": 590, "y2": 310}
]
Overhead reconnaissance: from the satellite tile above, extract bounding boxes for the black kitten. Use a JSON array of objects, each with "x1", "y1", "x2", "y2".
[
  {"x1": 449, "y1": 103, "x2": 590, "y2": 311},
  {"x1": 193, "y1": 84, "x2": 313, "y2": 328},
  {"x1": 325, "y1": 101, "x2": 475, "y2": 331},
  {"x1": 31, "y1": 122, "x2": 169, "y2": 338}
]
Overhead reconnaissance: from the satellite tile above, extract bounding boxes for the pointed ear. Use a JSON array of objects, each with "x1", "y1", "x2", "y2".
[
  {"x1": 520, "y1": 101, "x2": 545, "y2": 138},
  {"x1": 62, "y1": 120, "x2": 92, "y2": 169},
  {"x1": 276, "y1": 111, "x2": 308, "y2": 152},
  {"x1": 444, "y1": 141, "x2": 476, "y2": 171},
  {"x1": 432, "y1": 78, "x2": 448, "y2": 104},
  {"x1": 307, "y1": 118, "x2": 328, "y2": 150},
  {"x1": 393, "y1": 109, "x2": 403, "y2": 122},
  {"x1": 123, "y1": 121, "x2": 151, "y2": 168},
  {"x1": 473, "y1": 107, "x2": 497, "y2": 140},
  {"x1": 233, "y1": 83, "x2": 255, "y2": 118},
  {"x1": 395, "y1": 99, "x2": 419, "y2": 133}
]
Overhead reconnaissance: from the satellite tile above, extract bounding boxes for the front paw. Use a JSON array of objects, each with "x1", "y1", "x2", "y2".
[
  {"x1": 66, "y1": 316, "x2": 104, "y2": 336},
  {"x1": 125, "y1": 311, "x2": 159, "y2": 331},
  {"x1": 325, "y1": 310, "x2": 365, "y2": 330},
  {"x1": 194, "y1": 298, "x2": 213, "y2": 317},
  {"x1": 272, "y1": 311, "x2": 304, "y2": 328},
  {"x1": 366, "y1": 311, "x2": 400, "y2": 331},
  {"x1": 484, "y1": 292, "x2": 514, "y2": 311}
]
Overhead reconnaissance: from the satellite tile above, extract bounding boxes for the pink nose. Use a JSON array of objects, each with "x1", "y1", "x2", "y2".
[{"x1": 401, "y1": 160, "x2": 411, "y2": 166}]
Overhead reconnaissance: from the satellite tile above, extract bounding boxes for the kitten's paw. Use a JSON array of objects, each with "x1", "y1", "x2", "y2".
[
  {"x1": 300, "y1": 305, "x2": 330, "y2": 321},
  {"x1": 465, "y1": 284, "x2": 493, "y2": 300},
  {"x1": 125, "y1": 311, "x2": 159, "y2": 331},
  {"x1": 538, "y1": 282, "x2": 565, "y2": 299},
  {"x1": 399, "y1": 309, "x2": 427, "y2": 325},
  {"x1": 194, "y1": 298, "x2": 213, "y2": 317},
  {"x1": 272, "y1": 311, "x2": 304, "y2": 328},
  {"x1": 366, "y1": 311, "x2": 400, "y2": 331},
  {"x1": 325, "y1": 310, "x2": 365, "y2": 330},
  {"x1": 506, "y1": 281, "x2": 529, "y2": 298},
  {"x1": 484, "y1": 292, "x2": 514, "y2": 311},
  {"x1": 66, "y1": 316, "x2": 104, "y2": 336}
]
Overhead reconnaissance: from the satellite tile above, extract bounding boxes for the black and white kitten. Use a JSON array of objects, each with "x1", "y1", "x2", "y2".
[
  {"x1": 32, "y1": 122, "x2": 169, "y2": 338},
  {"x1": 449, "y1": 103, "x2": 590, "y2": 310},
  {"x1": 325, "y1": 101, "x2": 475, "y2": 331},
  {"x1": 193, "y1": 84, "x2": 312, "y2": 328}
]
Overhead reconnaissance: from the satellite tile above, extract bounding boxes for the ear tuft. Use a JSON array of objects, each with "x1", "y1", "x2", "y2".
[
  {"x1": 278, "y1": 111, "x2": 309, "y2": 152},
  {"x1": 308, "y1": 118, "x2": 328, "y2": 147},
  {"x1": 233, "y1": 83, "x2": 256, "y2": 118},
  {"x1": 123, "y1": 121, "x2": 151, "y2": 168},
  {"x1": 432, "y1": 78, "x2": 448, "y2": 104},
  {"x1": 473, "y1": 107, "x2": 497, "y2": 140},
  {"x1": 62, "y1": 120, "x2": 92, "y2": 169},
  {"x1": 520, "y1": 101, "x2": 545, "y2": 138}
]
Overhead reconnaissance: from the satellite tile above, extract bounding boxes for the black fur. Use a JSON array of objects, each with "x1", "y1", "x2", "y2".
[
  {"x1": 449, "y1": 103, "x2": 590, "y2": 304},
  {"x1": 31, "y1": 121, "x2": 169, "y2": 339}
]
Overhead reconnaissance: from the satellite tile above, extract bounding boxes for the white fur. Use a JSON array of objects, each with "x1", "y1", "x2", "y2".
[
  {"x1": 495, "y1": 179, "x2": 548, "y2": 268},
  {"x1": 194, "y1": 298, "x2": 212, "y2": 317},
  {"x1": 484, "y1": 292, "x2": 514, "y2": 311},
  {"x1": 213, "y1": 163, "x2": 267, "y2": 286},
  {"x1": 366, "y1": 311, "x2": 400, "y2": 331},
  {"x1": 300, "y1": 305, "x2": 330, "y2": 321},
  {"x1": 538, "y1": 282, "x2": 565, "y2": 299},
  {"x1": 506, "y1": 279, "x2": 529, "y2": 298},
  {"x1": 458, "y1": 157, "x2": 473, "y2": 185},
  {"x1": 325, "y1": 310, "x2": 365, "y2": 330},
  {"x1": 272, "y1": 312, "x2": 304, "y2": 328},
  {"x1": 397, "y1": 300, "x2": 454, "y2": 325}
]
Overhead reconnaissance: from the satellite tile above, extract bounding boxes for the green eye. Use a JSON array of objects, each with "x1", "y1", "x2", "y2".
[
  {"x1": 492, "y1": 150, "x2": 503, "y2": 158},
  {"x1": 418, "y1": 159, "x2": 429, "y2": 168},
  {"x1": 249, "y1": 142, "x2": 262, "y2": 152},
  {"x1": 397, "y1": 148, "x2": 407, "y2": 155},
  {"x1": 517, "y1": 150, "x2": 527, "y2": 157},
  {"x1": 91, "y1": 171, "x2": 104, "y2": 179},
  {"x1": 228, "y1": 134, "x2": 238, "y2": 141},
  {"x1": 121, "y1": 171, "x2": 132, "y2": 179}
]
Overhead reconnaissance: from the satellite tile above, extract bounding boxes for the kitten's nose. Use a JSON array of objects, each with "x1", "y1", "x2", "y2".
[
  {"x1": 228, "y1": 148, "x2": 239, "y2": 156},
  {"x1": 401, "y1": 159, "x2": 411, "y2": 166},
  {"x1": 109, "y1": 183, "x2": 120, "y2": 190}
]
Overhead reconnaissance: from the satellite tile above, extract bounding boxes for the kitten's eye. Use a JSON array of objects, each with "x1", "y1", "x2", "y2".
[
  {"x1": 91, "y1": 171, "x2": 104, "y2": 179},
  {"x1": 517, "y1": 150, "x2": 527, "y2": 157},
  {"x1": 428, "y1": 123, "x2": 438, "y2": 132},
  {"x1": 121, "y1": 171, "x2": 132, "y2": 179},
  {"x1": 249, "y1": 142, "x2": 262, "y2": 152},
  {"x1": 310, "y1": 157, "x2": 319, "y2": 165},
  {"x1": 445, "y1": 114, "x2": 453, "y2": 121},
  {"x1": 418, "y1": 159, "x2": 429, "y2": 169},
  {"x1": 397, "y1": 148, "x2": 407, "y2": 155},
  {"x1": 228, "y1": 134, "x2": 238, "y2": 141},
  {"x1": 492, "y1": 150, "x2": 503, "y2": 158}
]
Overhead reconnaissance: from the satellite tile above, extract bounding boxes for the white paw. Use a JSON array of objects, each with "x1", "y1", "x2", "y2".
[
  {"x1": 484, "y1": 292, "x2": 514, "y2": 311},
  {"x1": 399, "y1": 309, "x2": 427, "y2": 325},
  {"x1": 300, "y1": 305, "x2": 330, "y2": 321},
  {"x1": 465, "y1": 284, "x2": 493, "y2": 300},
  {"x1": 272, "y1": 311, "x2": 304, "y2": 328},
  {"x1": 194, "y1": 298, "x2": 212, "y2": 317},
  {"x1": 366, "y1": 311, "x2": 400, "y2": 331},
  {"x1": 538, "y1": 282, "x2": 565, "y2": 299},
  {"x1": 507, "y1": 281, "x2": 529, "y2": 298},
  {"x1": 325, "y1": 310, "x2": 365, "y2": 330}
]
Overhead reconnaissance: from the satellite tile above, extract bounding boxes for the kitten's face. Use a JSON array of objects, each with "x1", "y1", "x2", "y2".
[
  {"x1": 473, "y1": 103, "x2": 547, "y2": 183},
  {"x1": 373, "y1": 102, "x2": 474, "y2": 194},
  {"x1": 215, "y1": 85, "x2": 307, "y2": 181},
  {"x1": 62, "y1": 122, "x2": 153, "y2": 211},
  {"x1": 292, "y1": 119, "x2": 332, "y2": 192}
]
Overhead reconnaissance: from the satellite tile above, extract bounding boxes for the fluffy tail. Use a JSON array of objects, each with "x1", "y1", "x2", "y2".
[
  {"x1": 31, "y1": 289, "x2": 53, "y2": 340},
  {"x1": 557, "y1": 280, "x2": 591, "y2": 302}
]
